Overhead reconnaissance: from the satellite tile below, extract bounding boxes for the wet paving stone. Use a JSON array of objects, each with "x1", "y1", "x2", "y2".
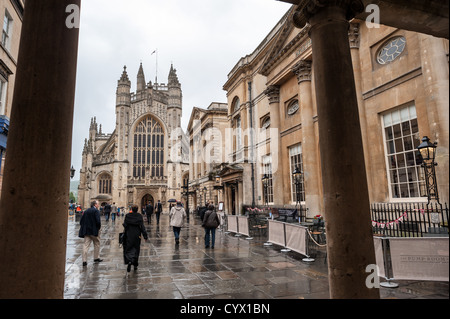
[{"x1": 65, "y1": 213, "x2": 448, "y2": 300}]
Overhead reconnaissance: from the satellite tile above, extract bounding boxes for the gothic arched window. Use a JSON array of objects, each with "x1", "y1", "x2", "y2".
[
  {"x1": 133, "y1": 116, "x2": 165, "y2": 179},
  {"x1": 98, "y1": 173, "x2": 112, "y2": 194}
]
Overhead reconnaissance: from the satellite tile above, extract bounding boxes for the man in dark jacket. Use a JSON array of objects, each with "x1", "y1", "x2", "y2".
[
  {"x1": 145, "y1": 201, "x2": 153, "y2": 225},
  {"x1": 103, "y1": 203, "x2": 112, "y2": 222},
  {"x1": 202, "y1": 204, "x2": 220, "y2": 249},
  {"x1": 79, "y1": 200, "x2": 103, "y2": 266},
  {"x1": 154, "y1": 200, "x2": 163, "y2": 225}
]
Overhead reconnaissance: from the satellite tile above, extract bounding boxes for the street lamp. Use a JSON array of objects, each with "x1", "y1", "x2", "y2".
[
  {"x1": 292, "y1": 165, "x2": 302, "y2": 222},
  {"x1": 262, "y1": 174, "x2": 269, "y2": 205},
  {"x1": 417, "y1": 136, "x2": 439, "y2": 204},
  {"x1": 70, "y1": 165, "x2": 75, "y2": 179},
  {"x1": 203, "y1": 186, "x2": 207, "y2": 205}
]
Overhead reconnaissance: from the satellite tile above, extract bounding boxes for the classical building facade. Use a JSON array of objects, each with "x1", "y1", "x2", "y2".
[
  {"x1": 220, "y1": 7, "x2": 449, "y2": 217},
  {"x1": 0, "y1": 0, "x2": 24, "y2": 195},
  {"x1": 187, "y1": 102, "x2": 228, "y2": 210},
  {"x1": 78, "y1": 63, "x2": 189, "y2": 210}
]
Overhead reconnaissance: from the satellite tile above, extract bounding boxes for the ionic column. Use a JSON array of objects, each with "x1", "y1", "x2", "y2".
[
  {"x1": 349, "y1": 23, "x2": 373, "y2": 199},
  {"x1": 264, "y1": 85, "x2": 285, "y2": 205},
  {"x1": 292, "y1": 60, "x2": 321, "y2": 217},
  {"x1": 0, "y1": 1, "x2": 81, "y2": 298},
  {"x1": 293, "y1": 0, "x2": 379, "y2": 299},
  {"x1": 418, "y1": 35, "x2": 449, "y2": 204}
]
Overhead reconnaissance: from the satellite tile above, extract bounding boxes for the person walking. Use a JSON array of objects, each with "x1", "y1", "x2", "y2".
[
  {"x1": 155, "y1": 200, "x2": 163, "y2": 225},
  {"x1": 104, "y1": 202, "x2": 111, "y2": 222},
  {"x1": 122, "y1": 204, "x2": 148, "y2": 272},
  {"x1": 202, "y1": 204, "x2": 220, "y2": 249},
  {"x1": 169, "y1": 201, "x2": 186, "y2": 245},
  {"x1": 78, "y1": 200, "x2": 103, "y2": 266},
  {"x1": 111, "y1": 202, "x2": 117, "y2": 224},
  {"x1": 145, "y1": 201, "x2": 153, "y2": 225}
]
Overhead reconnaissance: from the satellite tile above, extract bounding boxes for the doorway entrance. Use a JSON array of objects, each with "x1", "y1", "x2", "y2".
[{"x1": 141, "y1": 194, "x2": 154, "y2": 210}]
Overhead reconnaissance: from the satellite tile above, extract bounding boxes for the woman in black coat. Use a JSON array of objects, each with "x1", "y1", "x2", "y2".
[{"x1": 122, "y1": 204, "x2": 148, "y2": 272}]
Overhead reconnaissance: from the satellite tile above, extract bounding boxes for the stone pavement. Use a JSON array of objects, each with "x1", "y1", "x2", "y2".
[{"x1": 64, "y1": 213, "x2": 449, "y2": 300}]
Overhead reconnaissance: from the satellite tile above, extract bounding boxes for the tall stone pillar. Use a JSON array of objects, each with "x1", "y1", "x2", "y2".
[
  {"x1": 0, "y1": 1, "x2": 81, "y2": 298},
  {"x1": 292, "y1": 60, "x2": 321, "y2": 216},
  {"x1": 418, "y1": 35, "x2": 449, "y2": 204},
  {"x1": 293, "y1": 1, "x2": 379, "y2": 298},
  {"x1": 264, "y1": 85, "x2": 285, "y2": 205},
  {"x1": 349, "y1": 22, "x2": 373, "y2": 199}
]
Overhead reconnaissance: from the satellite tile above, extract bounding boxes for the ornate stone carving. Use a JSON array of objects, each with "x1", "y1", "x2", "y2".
[
  {"x1": 292, "y1": 60, "x2": 312, "y2": 84},
  {"x1": 264, "y1": 85, "x2": 280, "y2": 104},
  {"x1": 348, "y1": 22, "x2": 360, "y2": 49},
  {"x1": 293, "y1": 0, "x2": 364, "y2": 29}
]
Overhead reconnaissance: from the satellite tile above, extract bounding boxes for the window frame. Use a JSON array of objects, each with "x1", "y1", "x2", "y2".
[{"x1": 381, "y1": 103, "x2": 426, "y2": 202}]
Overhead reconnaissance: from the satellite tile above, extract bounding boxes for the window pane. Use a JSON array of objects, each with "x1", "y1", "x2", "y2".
[
  {"x1": 393, "y1": 124, "x2": 402, "y2": 138},
  {"x1": 405, "y1": 151, "x2": 415, "y2": 166},
  {"x1": 398, "y1": 168, "x2": 407, "y2": 183},
  {"x1": 394, "y1": 138, "x2": 403, "y2": 152},
  {"x1": 400, "y1": 183, "x2": 409, "y2": 197},
  {"x1": 392, "y1": 184, "x2": 400, "y2": 198},
  {"x1": 387, "y1": 141, "x2": 395, "y2": 154},
  {"x1": 396, "y1": 153, "x2": 405, "y2": 167},
  {"x1": 403, "y1": 136, "x2": 413, "y2": 151},
  {"x1": 385, "y1": 127, "x2": 393, "y2": 140},
  {"x1": 410, "y1": 118, "x2": 418, "y2": 134},
  {"x1": 407, "y1": 167, "x2": 417, "y2": 182},
  {"x1": 401, "y1": 121, "x2": 411, "y2": 136}
]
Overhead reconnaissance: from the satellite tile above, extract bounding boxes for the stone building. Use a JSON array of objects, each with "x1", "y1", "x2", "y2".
[
  {"x1": 77, "y1": 63, "x2": 189, "y2": 210},
  {"x1": 0, "y1": 0, "x2": 24, "y2": 195},
  {"x1": 187, "y1": 102, "x2": 228, "y2": 210},
  {"x1": 220, "y1": 7, "x2": 449, "y2": 217}
]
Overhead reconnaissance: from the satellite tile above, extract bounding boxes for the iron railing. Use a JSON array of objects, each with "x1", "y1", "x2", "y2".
[{"x1": 371, "y1": 202, "x2": 449, "y2": 237}]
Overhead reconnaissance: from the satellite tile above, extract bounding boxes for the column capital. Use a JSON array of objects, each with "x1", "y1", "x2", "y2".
[
  {"x1": 292, "y1": 60, "x2": 312, "y2": 84},
  {"x1": 293, "y1": 0, "x2": 364, "y2": 29},
  {"x1": 348, "y1": 22, "x2": 360, "y2": 49},
  {"x1": 264, "y1": 85, "x2": 280, "y2": 104}
]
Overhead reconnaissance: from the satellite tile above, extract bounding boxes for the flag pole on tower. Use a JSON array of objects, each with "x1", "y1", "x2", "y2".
[{"x1": 151, "y1": 49, "x2": 158, "y2": 84}]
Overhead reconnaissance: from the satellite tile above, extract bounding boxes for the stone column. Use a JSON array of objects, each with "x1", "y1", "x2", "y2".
[
  {"x1": 293, "y1": 0, "x2": 379, "y2": 299},
  {"x1": 263, "y1": 86, "x2": 284, "y2": 205},
  {"x1": 292, "y1": 60, "x2": 321, "y2": 217},
  {"x1": 349, "y1": 22, "x2": 373, "y2": 199},
  {"x1": 418, "y1": 35, "x2": 449, "y2": 204},
  {"x1": 0, "y1": 1, "x2": 81, "y2": 298}
]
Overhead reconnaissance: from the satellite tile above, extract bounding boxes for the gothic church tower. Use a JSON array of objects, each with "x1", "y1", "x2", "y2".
[{"x1": 78, "y1": 63, "x2": 189, "y2": 210}]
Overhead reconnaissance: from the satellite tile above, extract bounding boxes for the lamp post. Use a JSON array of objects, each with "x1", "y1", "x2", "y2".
[
  {"x1": 417, "y1": 136, "x2": 439, "y2": 204},
  {"x1": 181, "y1": 178, "x2": 191, "y2": 221},
  {"x1": 203, "y1": 186, "x2": 207, "y2": 206},
  {"x1": 292, "y1": 165, "x2": 302, "y2": 222},
  {"x1": 70, "y1": 165, "x2": 75, "y2": 179},
  {"x1": 262, "y1": 174, "x2": 269, "y2": 206}
]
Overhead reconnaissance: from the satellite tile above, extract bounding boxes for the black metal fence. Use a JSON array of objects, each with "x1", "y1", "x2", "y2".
[{"x1": 371, "y1": 202, "x2": 449, "y2": 237}]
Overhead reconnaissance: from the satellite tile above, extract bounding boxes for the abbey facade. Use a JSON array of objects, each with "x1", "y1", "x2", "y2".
[{"x1": 78, "y1": 64, "x2": 189, "y2": 210}]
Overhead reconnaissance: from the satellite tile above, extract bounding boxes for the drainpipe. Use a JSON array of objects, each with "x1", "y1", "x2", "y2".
[{"x1": 248, "y1": 81, "x2": 256, "y2": 207}]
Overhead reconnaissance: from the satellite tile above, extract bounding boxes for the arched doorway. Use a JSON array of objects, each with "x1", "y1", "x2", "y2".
[{"x1": 141, "y1": 194, "x2": 154, "y2": 210}]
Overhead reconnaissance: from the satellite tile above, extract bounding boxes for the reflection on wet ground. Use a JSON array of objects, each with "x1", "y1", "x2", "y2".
[{"x1": 64, "y1": 213, "x2": 448, "y2": 299}]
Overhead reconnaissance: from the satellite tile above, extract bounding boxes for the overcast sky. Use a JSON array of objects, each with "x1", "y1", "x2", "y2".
[{"x1": 71, "y1": 0, "x2": 292, "y2": 181}]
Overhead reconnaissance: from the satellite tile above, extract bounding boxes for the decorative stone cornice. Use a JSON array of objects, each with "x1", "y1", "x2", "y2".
[
  {"x1": 264, "y1": 85, "x2": 280, "y2": 104},
  {"x1": 293, "y1": 0, "x2": 364, "y2": 29},
  {"x1": 292, "y1": 60, "x2": 312, "y2": 84},
  {"x1": 348, "y1": 22, "x2": 360, "y2": 48}
]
